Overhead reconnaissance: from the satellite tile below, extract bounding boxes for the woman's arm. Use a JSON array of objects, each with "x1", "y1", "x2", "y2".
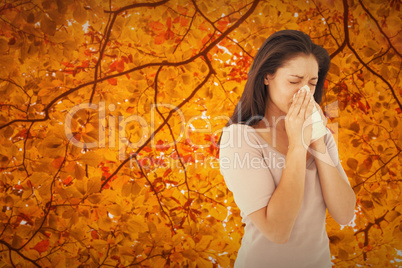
[
  {"x1": 310, "y1": 139, "x2": 356, "y2": 225},
  {"x1": 248, "y1": 89, "x2": 313, "y2": 244},
  {"x1": 249, "y1": 146, "x2": 308, "y2": 244},
  {"x1": 309, "y1": 102, "x2": 356, "y2": 225}
]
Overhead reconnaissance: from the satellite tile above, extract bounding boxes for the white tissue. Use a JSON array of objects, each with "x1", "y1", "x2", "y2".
[{"x1": 294, "y1": 85, "x2": 328, "y2": 142}]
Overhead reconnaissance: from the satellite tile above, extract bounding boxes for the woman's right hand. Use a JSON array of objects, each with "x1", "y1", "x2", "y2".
[{"x1": 285, "y1": 89, "x2": 315, "y2": 150}]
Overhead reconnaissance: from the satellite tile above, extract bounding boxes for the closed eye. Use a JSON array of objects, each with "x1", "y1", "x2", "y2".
[{"x1": 290, "y1": 81, "x2": 317, "y2": 86}]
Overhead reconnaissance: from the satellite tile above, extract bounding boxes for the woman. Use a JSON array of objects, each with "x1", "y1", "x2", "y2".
[{"x1": 217, "y1": 30, "x2": 356, "y2": 267}]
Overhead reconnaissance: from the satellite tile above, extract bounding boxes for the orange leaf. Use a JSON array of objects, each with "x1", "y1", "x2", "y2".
[
  {"x1": 217, "y1": 20, "x2": 229, "y2": 31},
  {"x1": 116, "y1": 60, "x2": 124, "y2": 73},
  {"x1": 32, "y1": 240, "x2": 49, "y2": 254},
  {"x1": 62, "y1": 176, "x2": 73, "y2": 186},
  {"x1": 150, "y1": 21, "x2": 165, "y2": 32},
  {"x1": 108, "y1": 78, "x2": 117, "y2": 85},
  {"x1": 163, "y1": 168, "x2": 172, "y2": 177},
  {"x1": 154, "y1": 33, "x2": 166, "y2": 45},
  {"x1": 52, "y1": 157, "x2": 64, "y2": 169},
  {"x1": 173, "y1": 17, "x2": 180, "y2": 24},
  {"x1": 180, "y1": 17, "x2": 189, "y2": 27},
  {"x1": 91, "y1": 230, "x2": 99, "y2": 239},
  {"x1": 177, "y1": 5, "x2": 188, "y2": 14},
  {"x1": 109, "y1": 60, "x2": 117, "y2": 72},
  {"x1": 167, "y1": 17, "x2": 172, "y2": 28}
]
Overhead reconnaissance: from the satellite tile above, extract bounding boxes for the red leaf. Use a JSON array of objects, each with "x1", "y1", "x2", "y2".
[
  {"x1": 363, "y1": 157, "x2": 373, "y2": 170},
  {"x1": 63, "y1": 176, "x2": 73, "y2": 186},
  {"x1": 165, "y1": 29, "x2": 175, "y2": 40},
  {"x1": 167, "y1": 17, "x2": 172, "y2": 28},
  {"x1": 165, "y1": 179, "x2": 178, "y2": 185},
  {"x1": 189, "y1": 211, "x2": 197, "y2": 222},
  {"x1": 121, "y1": 56, "x2": 129, "y2": 63},
  {"x1": 150, "y1": 21, "x2": 165, "y2": 32},
  {"x1": 182, "y1": 154, "x2": 193, "y2": 164},
  {"x1": 163, "y1": 168, "x2": 172, "y2": 177},
  {"x1": 109, "y1": 61, "x2": 117, "y2": 72},
  {"x1": 217, "y1": 20, "x2": 229, "y2": 31},
  {"x1": 199, "y1": 23, "x2": 209, "y2": 31},
  {"x1": 180, "y1": 17, "x2": 189, "y2": 27},
  {"x1": 61, "y1": 62, "x2": 74, "y2": 67},
  {"x1": 183, "y1": 198, "x2": 194, "y2": 208},
  {"x1": 324, "y1": 80, "x2": 329, "y2": 89},
  {"x1": 32, "y1": 240, "x2": 49, "y2": 254},
  {"x1": 84, "y1": 49, "x2": 92, "y2": 56},
  {"x1": 12, "y1": 129, "x2": 32, "y2": 142},
  {"x1": 143, "y1": 146, "x2": 152, "y2": 152},
  {"x1": 107, "y1": 78, "x2": 117, "y2": 85},
  {"x1": 116, "y1": 60, "x2": 124, "y2": 73},
  {"x1": 52, "y1": 157, "x2": 64, "y2": 169},
  {"x1": 81, "y1": 60, "x2": 89, "y2": 68},
  {"x1": 396, "y1": 108, "x2": 401, "y2": 114},
  {"x1": 173, "y1": 17, "x2": 180, "y2": 24},
  {"x1": 138, "y1": 158, "x2": 149, "y2": 168},
  {"x1": 91, "y1": 230, "x2": 99, "y2": 239},
  {"x1": 154, "y1": 33, "x2": 166, "y2": 45},
  {"x1": 156, "y1": 140, "x2": 170, "y2": 151}
]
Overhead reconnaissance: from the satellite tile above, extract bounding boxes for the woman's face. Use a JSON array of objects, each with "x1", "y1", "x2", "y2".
[{"x1": 265, "y1": 54, "x2": 319, "y2": 115}]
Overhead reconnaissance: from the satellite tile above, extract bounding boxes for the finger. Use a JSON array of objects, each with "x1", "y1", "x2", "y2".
[
  {"x1": 305, "y1": 97, "x2": 314, "y2": 119},
  {"x1": 297, "y1": 91, "x2": 311, "y2": 117},
  {"x1": 293, "y1": 90, "x2": 308, "y2": 116},
  {"x1": 288, "y1": 89, "x2": 304, "y2": 117}
]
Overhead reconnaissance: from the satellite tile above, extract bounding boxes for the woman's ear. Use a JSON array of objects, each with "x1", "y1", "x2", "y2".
[{"x1": 264, "y1": 75, "x2": 269, "y2": 85}]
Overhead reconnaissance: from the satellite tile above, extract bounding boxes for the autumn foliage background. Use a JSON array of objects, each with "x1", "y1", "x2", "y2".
[{"x1": 0, "y1": 0, "x2": 401, "y2": 267}]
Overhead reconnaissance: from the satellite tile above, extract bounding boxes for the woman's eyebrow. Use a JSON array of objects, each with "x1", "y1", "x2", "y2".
[{"x1": 290, "y1": 75, "x2": 318, "y2": 80}]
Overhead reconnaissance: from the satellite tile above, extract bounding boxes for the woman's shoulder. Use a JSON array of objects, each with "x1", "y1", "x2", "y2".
[{"x1": 220, "y1": 123, "x2": 264, "y2": 150}]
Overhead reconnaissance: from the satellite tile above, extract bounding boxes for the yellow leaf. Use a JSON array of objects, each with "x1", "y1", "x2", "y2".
[
  {"x1": 182, "y1": 248, "x2": 198, "y2": 261},
  {"x1": 127, "y1": 215, "x2": 148, "y2": 233},
  {"x1": 41, "y1": 16, "x2": 57, "y2": 36},
  {"x1": 209, "y1": 239, "x2": 226, "y2": 251},
  {"x1": 79, "y1": 151, "x2": 102, "y2": 167},
  {"x1": 216, "y1": 254, "x2": 230, "y2": 267},
  {"x1": 196, "y1": 257, "x2": 213, "y2": 268},
  {"x1": 87, "y1": 176, "x2": 101, "y2": 194},
  {"x1": 88, "y1": 193, "x2": 102, "y2": 204},
  {"x1": 195, "y1": 235, "x2": 213, "y2": 251},
  {"x1": 98, "y1": 217, "x2": 113, "y2": 231},
  {"x1": 170, "y1": 252, "x2": 184, "y2": 263},
  {"x1": 29, "y1": 172, "x2": 51, "y2": 186},
  {"x1": 151, "y1": 257, "x2": 167, "y2": 267},
  {"x1": 73, "y1": 3, "x2": 87, "y2": 24},
  {"x1": 107, "y1": 204, "x2": 122, "y2": 217}
]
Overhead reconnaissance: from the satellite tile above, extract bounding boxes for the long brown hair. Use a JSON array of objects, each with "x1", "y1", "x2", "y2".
[{"x1": 217, "y1": 30, "x2": 330, "y2": 148}]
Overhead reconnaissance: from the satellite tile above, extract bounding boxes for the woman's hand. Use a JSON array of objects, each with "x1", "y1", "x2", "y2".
[{"x1": 285, "y1": 89, "x2": 315, "y2": 150}]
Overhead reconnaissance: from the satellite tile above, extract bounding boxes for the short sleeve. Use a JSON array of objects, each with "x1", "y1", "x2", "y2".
[
  {"x1": 324, "y1": 131, "x2": 351, "y2": 186},
  {"x1": 219, "y1": 125, "x2": 276, "y2": 216}
]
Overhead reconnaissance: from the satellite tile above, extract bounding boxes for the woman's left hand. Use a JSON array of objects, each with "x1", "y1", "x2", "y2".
[{"x1": 310, "y1": 102, "x2": 328, "y2": 150}]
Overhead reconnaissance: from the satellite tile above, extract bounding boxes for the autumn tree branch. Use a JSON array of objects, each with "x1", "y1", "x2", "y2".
[
  {"x1": 0, "y1": 240, "x2": 41, "y2": 267},
  {"x1": 328, "y1": 0, "x2": 348, "y2": 59},
  {"x1": 358, "y1": 0, "x2": 402, "y2": 59},
  {"x1": 100, "y1": 0, "x2": 260, "y2": 191}
]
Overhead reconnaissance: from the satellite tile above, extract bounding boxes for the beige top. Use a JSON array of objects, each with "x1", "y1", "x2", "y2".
[{"x1": 218, "y1": 123, "x2": 350, "y2": 268}]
